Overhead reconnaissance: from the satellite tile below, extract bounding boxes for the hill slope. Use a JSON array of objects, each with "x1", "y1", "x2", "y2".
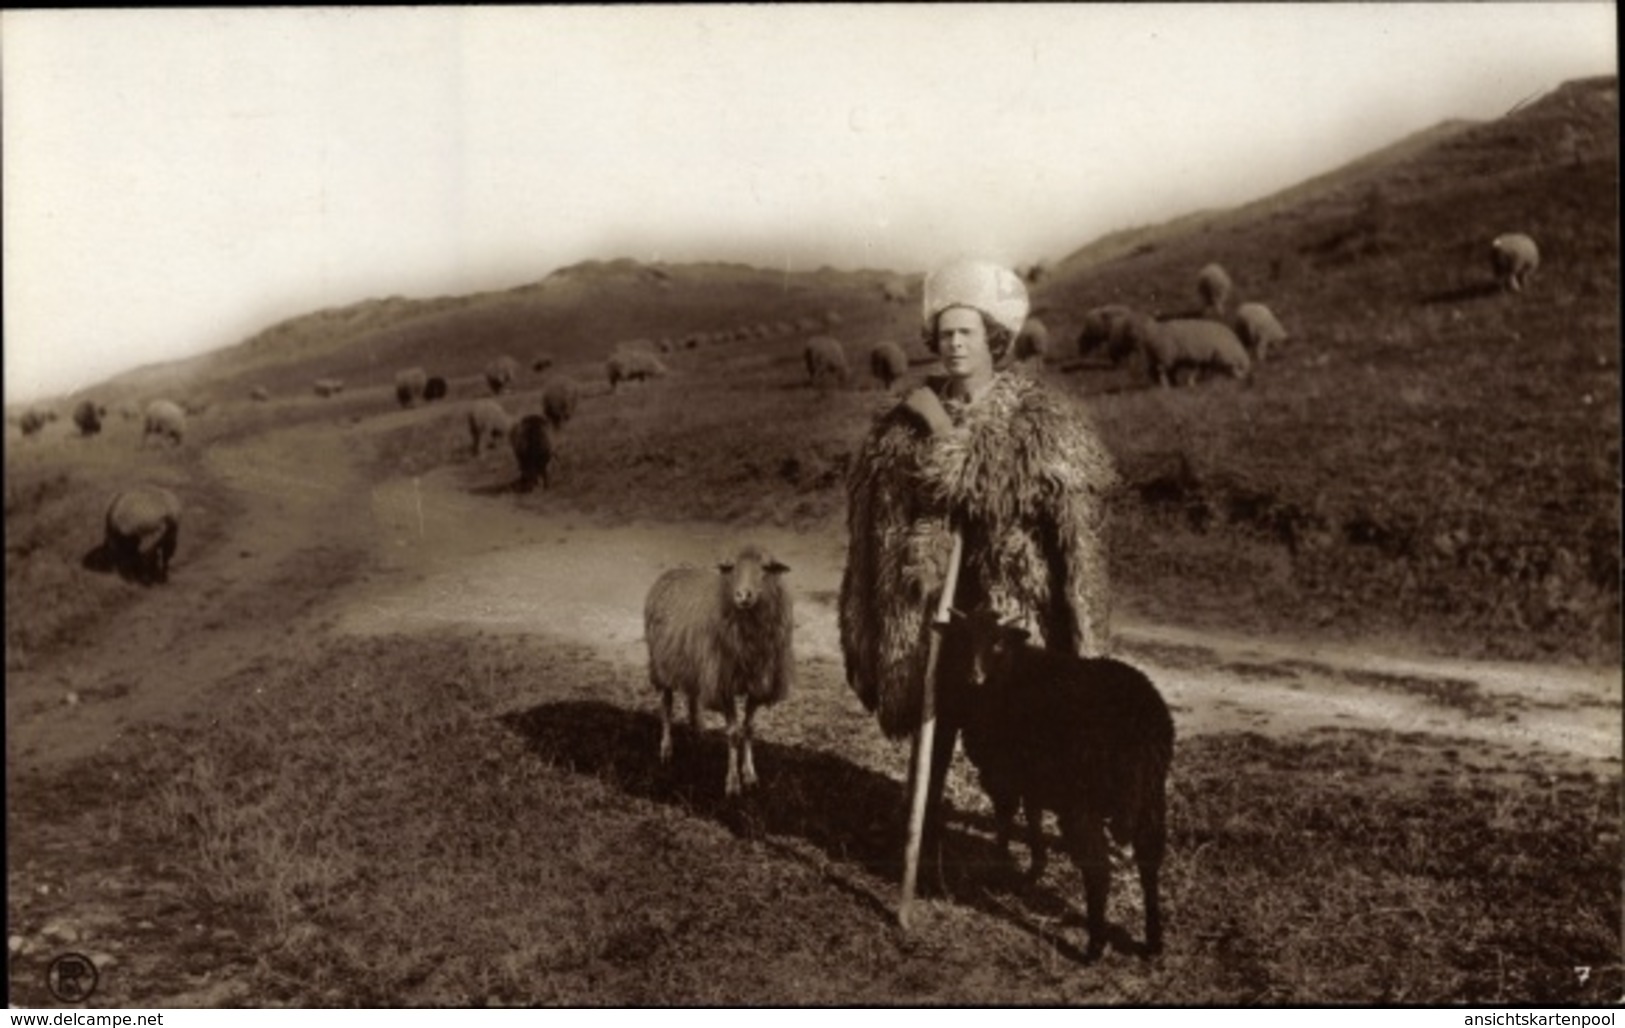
[{"x1": 42, "y1": 75, "x2": 1623, "y2": 663}]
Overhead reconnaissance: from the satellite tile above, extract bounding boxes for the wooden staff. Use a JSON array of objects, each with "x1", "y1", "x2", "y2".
[{"x1": 898, "y1": 528, "x2": 964, "y2": 928}]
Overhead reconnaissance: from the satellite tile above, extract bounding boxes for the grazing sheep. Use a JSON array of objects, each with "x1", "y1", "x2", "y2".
[
  {"x1": 1127, "y1": 315, "x2": 1251, "y2": 388},
  {"x1": 1077, "y1": 305, "x2": 1140, "y2": 365},
  {"x1": 424, "y1": 376, "x2": 449, "y2": 402},
  {"x1": 394, "y1": 366, "x2": 428, "y2": 408},
  {"x1": 484, "y1": 355, "x2": 520, "y2": 395},
  {"x1": 467, "y1": 399, "x2": 512, "y2": 457},
  {"x1": 19, "y1": 409, "x2": 51, "y2": 436},
  {"x1": 142, "y1": 400, "x2": 187, "y2": 446},
  {"x1": 869, "y1": 341, "x2": 909, "y2": 391},
  {"x1": 1232, "y1": 302, "x2": 1289, "y2": 362},
  {"x1": 313, "y1": 378, "x2": 345, "y2": 398},
  {"x1": 103, "y1": 485, "x2": 182, "y2": 585},
  {"x1": 72, "y1": 400, "x2": 105, "y2": 437},
  {"x1": 509, "y1": 414, "x2": 553, "y2": 492},
  {"x1": 804, "y1": 335, "x2": 849, "y2": 390},
  {"x1": 1014, "y1": 317, "x2": 1051, "y2": 363},
  {"x1": 532, "y1": 353, "x2": 555, "y2": 374},
  {"x1": 607, "y1": 351, "x2": 669, "y2": 391},
  {"x1": 956, "y1": 607, "x2": 1173, "y2": 960},
  {"x1": 250, "y1": 386, "x2": 271, "y2": 402},
  {"x1": 541, "y1": 378, "x2": 579, "y2": 431},
  {"x1": 1196, "y1": 263, "x2": 1234, "y2": 317},
  {"x1": 644, "y1": 545, "x2": 794, "y2": 796},
  {"x1": 1491, "y1": 233, "x2": 1540, "y2": 293}
]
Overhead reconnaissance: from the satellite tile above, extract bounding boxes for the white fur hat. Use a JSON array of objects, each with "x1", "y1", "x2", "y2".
[{"x1": 922, "y1": 259, "x2": 1030, "y2": 338}]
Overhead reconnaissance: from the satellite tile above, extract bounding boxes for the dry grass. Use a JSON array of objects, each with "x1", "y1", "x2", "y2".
[{"x1": 7, "y1": 633, "x2": 1619, "y2": 1005}]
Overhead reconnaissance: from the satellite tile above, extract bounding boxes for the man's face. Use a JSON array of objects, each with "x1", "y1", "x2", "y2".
[{"x1": 935, "y1": 306, "x2": 995, "y2": 385}]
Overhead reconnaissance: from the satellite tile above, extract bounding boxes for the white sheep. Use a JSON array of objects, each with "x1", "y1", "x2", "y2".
[
  {"x1": 143, "y1": 400, "x2": 187, "y2": 445},
  {"x1": 1232, "y1": 302, "x2": 1289, "y2": 362},
  {"x1": 644, "y1": 545, "x2": 794, "y2": 796},
  {"x1": 103, "y1": 485, "x2": 182, "y2": 585},
  {"x1": 1491, "y1": 233, "x2": 1540, "y2": 293},
  {"x1": 467, "y1": 399, "x2": 512, "y2": 457},
  {"x1": 1127, "y1": 315, "x2": 1252, "y2": 388},
  {"x1": 1196, "y1": 263, "x2": 1234, "y2": 317},
  {"x1": 803, "y1": 336, "x2": 849, "y2": 390}
]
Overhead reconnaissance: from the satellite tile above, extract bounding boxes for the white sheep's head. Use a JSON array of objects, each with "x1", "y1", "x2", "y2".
[{"x1": 717, "y1": 546, "x2": 789, "y2": 610}]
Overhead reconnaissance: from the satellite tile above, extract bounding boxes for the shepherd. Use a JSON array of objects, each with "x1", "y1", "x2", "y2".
[{"x1": 837, "y1": 257, "x2": 1120, "y2": 925}]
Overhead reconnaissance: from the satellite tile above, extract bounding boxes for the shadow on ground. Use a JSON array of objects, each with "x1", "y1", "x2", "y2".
[{"x1": 500, "y1": 698, "x2": 1153, "y2": 963}]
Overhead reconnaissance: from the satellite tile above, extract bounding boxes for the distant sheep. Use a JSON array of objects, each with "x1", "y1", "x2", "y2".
[
  {"x1": 1196, "y1": 263, "x2": 1234, "y2": 317},
  {"x1": 467, "y1": 399, "x2": 512, "y2": 457},
  {"x1": 250, "y1": 386, "x2": 271, "y2": 402},
  {"x1": 484, "y1": 355, "x2": 520, "y2": 395},
  {"x1": 824, "y1": 310, "x2": 844, "y2": 328},
  {"x1": 541, "y1": 378, "x2": 579, "y2": 431},
  {"x1": 424, "y1": 376, "x2": 449, "y2": 402},
  {"x1": 313, "y1": 378, "x2": 346, "y2": 398},
  {"x1": 72, "y1": 400, "x2": 105, "y2": 437},
  {"x1": 880, "y1": 279, "x2": 910, "y2": 304},
  {"x1": 1491, "y1": 233, "x2": 1540, "y2": 293},
  {"x1": 804, "y1": 336, "x2": 849, "y2": 390},
  {"x1": 1077, "y1": 305, "x2": 1140, "y2": 365},
  {"x1": 103, "y1": 485, "x2": 182, "y2": 585},
  {"x1": 1232, "y1": 303, "x2": 1289, "y2": 362},
  {"x1": 869, "y1": 341, "x2": 909, "y2": 391},
  {"x1": 532, "y1": 353, "x2": 555, "y2": 374},
  {"x1": 509, "y1": 414, "x2": 553, "y2": 492},
  {"x1": 957, "y1": 608, "x2": 1173, "y2": 960},
  {"x1": 19, "y1": 409, "x2": 55, "y2": 437},
  {"x1": 607, "y1": 351, "x2": 669, "y2": 391},
  {"x1": 644, "y1": 545, "x2": 794, "y2": 796},
  {"x1": 394, "y1": 367, "x2": 428, "y2": 408},
  {"x1": 142, "y1": 400, "x2": 186, "y2": 446},
  {"x1": 1127, "y1": 315, "x2": 1251, "y2": 388},
  {"x1": 1014, "y1": 317, "x2": 1051, "y2": 362}
]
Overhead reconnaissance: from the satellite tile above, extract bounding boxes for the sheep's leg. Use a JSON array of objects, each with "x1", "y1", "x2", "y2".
[
  {"x1": 722, "y1": 695, "x2": 742, "y2": 797},
  {"x1": 991, "y1": 789, "x2": 1017, "y2": 855},
  {"x1": 658, "y1": 688, "x2": 675, "y2": 764},
  {"x1": 1024, "y1": 795, "x2": 1048, "y2": 883},
  {"x1": 1138, "y1": 806, "x2": 1168, "y2": 955},
  {"x1": 740, "y1": 695, "x2": 760, "y2": 789},
  {"x1": 1068, "y1": 815, "x2": 1113, "y2": 961}
]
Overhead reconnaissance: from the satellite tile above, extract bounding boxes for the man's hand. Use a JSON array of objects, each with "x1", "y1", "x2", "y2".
[{"x1": 901, "y1": 386, "x2": 955, "y2": 437}]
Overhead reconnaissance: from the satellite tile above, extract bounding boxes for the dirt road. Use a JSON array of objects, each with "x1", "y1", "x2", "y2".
[{"x1": 10, "y1": 415, "x2": 1619, "y2": 780}]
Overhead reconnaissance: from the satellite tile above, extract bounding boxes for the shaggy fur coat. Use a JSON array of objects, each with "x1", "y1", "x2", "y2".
[{"x1": 839, "y1": 369, "x2": 1120, "y2": 740}]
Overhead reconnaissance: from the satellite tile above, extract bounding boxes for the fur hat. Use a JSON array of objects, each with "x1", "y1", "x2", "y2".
[{"x1": 922, "y1": 259, "x2": 1030, "y2": 338}]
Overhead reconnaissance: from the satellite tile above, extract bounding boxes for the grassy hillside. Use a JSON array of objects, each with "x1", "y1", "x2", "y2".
[
  {"x1": 1035, "y1": 75, "x2": 1619, "y2": 661},
  {"x1": 27, "y1": 75, "x2": 1619, "y2": 664}
]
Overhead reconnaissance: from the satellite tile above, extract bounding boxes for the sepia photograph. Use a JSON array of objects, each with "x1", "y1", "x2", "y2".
[{"x1": 4, "y1": 4, "x2": 1619, "y2": 1008}]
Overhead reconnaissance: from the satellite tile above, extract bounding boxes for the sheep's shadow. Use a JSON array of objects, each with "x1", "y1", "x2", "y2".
[
  {"x1": 1420, "y1": 281, "x2": 1503, "y2": 305},
  {"x1": 500, "y1": 699, "x2": 1125, "y2": 961},
  {"x1": 80, "y1": 542, "x2": 164, "y2": 586},
  {"x1": 467, "y1": 476, "x2": 539, "y2": 497}
]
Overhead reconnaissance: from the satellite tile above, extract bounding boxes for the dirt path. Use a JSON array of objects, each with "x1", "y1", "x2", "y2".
[
  {"x1": 7, "y1": 419, "x2": 380, "y2": 771},
  {"x1": 12, "y1": 416, "x2": 1618, "y2": 780},
  {"x1": 347, "y1": 461, "x2": 1621, "y2": 775}
]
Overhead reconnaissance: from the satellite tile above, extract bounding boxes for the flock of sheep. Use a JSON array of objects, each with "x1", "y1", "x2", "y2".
[{"x1": 16, "y1": 228, "x2": 1544, "y2": 959}]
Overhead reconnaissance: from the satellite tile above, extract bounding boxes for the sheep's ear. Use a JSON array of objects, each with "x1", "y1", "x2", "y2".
[{"x1": 765, "y1": 559, "x2": 790, "y2": 575}]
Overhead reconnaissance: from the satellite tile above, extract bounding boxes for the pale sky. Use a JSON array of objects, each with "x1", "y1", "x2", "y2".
[{"x1": 2, "y1": 5, "x2": 1616, "y2": 403}]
